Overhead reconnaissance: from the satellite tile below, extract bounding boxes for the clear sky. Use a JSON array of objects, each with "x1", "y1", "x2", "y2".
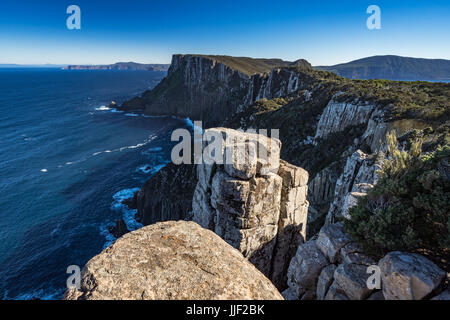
[{"x1": 0, "y1": 0, "x2": 449, "y2": 66}]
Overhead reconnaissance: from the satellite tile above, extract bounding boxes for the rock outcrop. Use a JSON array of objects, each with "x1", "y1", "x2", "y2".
[
  {"x1": 314, "y1": 99, "x2": 375, "y2": 141},
  {"x1": 326, "y1": 150, "x2": 381, "y2": 223},
  {"x1": 192, "y1": 128, "x2": 309, "y2": 290},
  {"x1": 285, "y1": 223, "x2": 448, "y2": 300},
  {"x1": 64, "y1": 221, "x2": 283, "y2": 300}
]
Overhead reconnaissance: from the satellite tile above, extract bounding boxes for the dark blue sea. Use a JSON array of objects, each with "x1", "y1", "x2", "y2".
[{"x1": 0, "y1": 68, "x2": 190, "y2": 299}]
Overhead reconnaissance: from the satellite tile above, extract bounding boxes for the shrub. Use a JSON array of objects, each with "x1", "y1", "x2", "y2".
[{"x1": 344, "y1": 132, "x2": 450, "y2": 257}]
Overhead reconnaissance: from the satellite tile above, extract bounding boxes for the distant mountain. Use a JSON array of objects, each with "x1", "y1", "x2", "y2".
[
  {"x1": 63, "y1": 62, "x2": 169, "y2": 72},
  {"x1": 315, "y1": 55, "x2": 450, "y2": 81}
]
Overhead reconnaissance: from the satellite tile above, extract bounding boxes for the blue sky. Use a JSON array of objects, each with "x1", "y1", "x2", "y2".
[{"x1": 0, "y1": 0, "x2": 449, "y2": 65}]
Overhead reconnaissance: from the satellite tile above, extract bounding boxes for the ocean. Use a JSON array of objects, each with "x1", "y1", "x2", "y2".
[{"x1": 0, "y1": 68, "x2": 190, "y2": 299}]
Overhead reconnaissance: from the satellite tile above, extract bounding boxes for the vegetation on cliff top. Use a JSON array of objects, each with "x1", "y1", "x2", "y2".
[{"x1": 344, "y1": 132, "x2": 450, "y2": 265}]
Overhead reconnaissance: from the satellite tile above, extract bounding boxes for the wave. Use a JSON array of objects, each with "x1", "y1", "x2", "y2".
[{"x1": 110, "y1": 188, "x2": 143, "y2": 229}]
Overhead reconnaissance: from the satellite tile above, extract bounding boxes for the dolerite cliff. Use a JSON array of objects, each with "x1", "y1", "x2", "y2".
[
  {"x1": 120, "y1": 54, "x2": 312, "y2": 127},
  {"x1": 65, "y1": 221, "x2": 283, "y2": 300}
]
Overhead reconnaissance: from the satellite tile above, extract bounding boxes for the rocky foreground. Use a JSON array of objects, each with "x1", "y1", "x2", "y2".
[
  {"x1": 65, "y1": 221, "x2": 282, "y2": 300},
  {"x1": 284, "y1": 222, "x2": 448, "y2": 300}
]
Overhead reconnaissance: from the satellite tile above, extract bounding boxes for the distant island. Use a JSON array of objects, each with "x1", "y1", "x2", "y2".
[
  {"x1": 63, "y1": 62, "x2": 170, "y2": 72},
  {"x1": 0, "y1": 64, "x2": 67, "y2": 68},
  {"x1": 315, "y1": 55, "x2": 450, "y2": 81}
]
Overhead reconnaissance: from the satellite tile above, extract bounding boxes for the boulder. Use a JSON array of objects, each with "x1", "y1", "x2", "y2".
[
  {"x1": 286, "y1": 241, "x2": 329, "y2": 297},
  {"x1": 64, "y1": 221, "x2": 283, "y2": 300},
  {"x1": 379, "y1": 251, "x2": 446, "y2": 300},
  {"x1": 316, "y1": 222, "x2": 352, "y2": 263},
  {"x1": 316, "y1": 264, "x2": 337, "y2": 300},
  {"x1": 333, "y1": 263, "x2": 373, "y2": 300}
]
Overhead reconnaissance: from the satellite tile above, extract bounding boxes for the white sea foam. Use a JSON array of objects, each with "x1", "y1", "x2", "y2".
[
  {"x1": 107, "y1": 188, "x2": 143, "y2": 235},
  {"x1": 124, "y1": 113, "x2": 139, "y2": 117},
  {"x1": 40, "y1": 169, "x2": 48, "y2": 172},
  {"x1": 136, "y1": 163, "x2": 167, "y2": 175},
  {"x1": 95, "y1": 105, "x2": 110, "y2": 111},
  {"x1": 112, "y1": 188, "x2": 140, "y2": 202}
]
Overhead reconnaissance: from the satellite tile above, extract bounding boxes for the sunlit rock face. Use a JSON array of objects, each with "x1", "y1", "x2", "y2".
[{"x1": 64, "y1": 221, "x2": 284, "y2": 300}]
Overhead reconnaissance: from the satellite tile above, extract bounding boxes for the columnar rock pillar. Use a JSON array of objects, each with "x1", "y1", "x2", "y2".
[{"x1": 192, "y1": 128, "x2": 309, "y2": 289}]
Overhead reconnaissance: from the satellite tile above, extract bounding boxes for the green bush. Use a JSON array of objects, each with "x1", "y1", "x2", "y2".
[{"x1": 344, "y1": 132, "x2": 450, "y2": 257}]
